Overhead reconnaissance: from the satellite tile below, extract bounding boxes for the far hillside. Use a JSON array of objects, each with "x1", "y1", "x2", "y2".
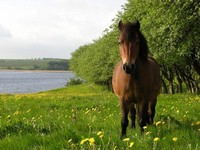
[{"x1": 0, "y1": 58, "x2": 69, "y2": 70}]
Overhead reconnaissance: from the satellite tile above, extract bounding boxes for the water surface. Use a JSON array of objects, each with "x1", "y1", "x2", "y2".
[{"x1": 0, "y1": 70, "x2": 74, "y2": 94}]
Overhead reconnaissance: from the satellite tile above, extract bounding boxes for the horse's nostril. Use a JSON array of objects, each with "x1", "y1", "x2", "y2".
[
  {"x1": 131, "y1": 64, "x2": 135, "y2": 72},
  {"x1": 122, "y1": 64, "x2": 135, "y2": 74},
  {"x1": 123, "y1": 64, "x2": 126, "y2": 71},
  {"x1": 123, "y1": 64, "x2": 130, "y2": 73},
  {"x1": 123, "y1": 64, "x2": 135, "y2": 74}
]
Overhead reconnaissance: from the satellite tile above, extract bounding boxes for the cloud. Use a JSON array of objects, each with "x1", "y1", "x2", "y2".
[
  {"x1": 0, "y1": 0, "x2": 126, "y2": 59},
  {"x1": 0, "y1": 24, "x2": 12, "y2": 38}
]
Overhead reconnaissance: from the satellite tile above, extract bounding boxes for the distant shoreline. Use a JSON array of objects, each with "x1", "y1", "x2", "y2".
[{"x1": 0, "y1": 58, "x2": 69, "y2": 71}]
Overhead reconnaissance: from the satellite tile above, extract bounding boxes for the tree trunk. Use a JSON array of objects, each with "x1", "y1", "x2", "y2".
[
  {"x1": 169, "y1": 68, "x2": 175, "y2": 94},
  {"x1": 190, "y1": 48, "x2": 200, "y2": 76},
  {"x1": 161, "y1": 78, "x2": 168, "y2": 94},
  {"x1": 174, "y1": 66, "x2": 183, "y2": 93},
  {"x1": 169, "y1": 80, "x2": 175, "y2": 94}
]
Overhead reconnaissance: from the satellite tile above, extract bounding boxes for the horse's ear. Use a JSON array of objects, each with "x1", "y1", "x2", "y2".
[
  {"x1": 118, "y1": 21, "x2": 123, "y2": 31},
  {"x1": 136, "y1": 20, "x2": 140, "y2": 31}
]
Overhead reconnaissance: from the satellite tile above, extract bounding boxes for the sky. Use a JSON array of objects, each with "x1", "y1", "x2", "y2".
[{"x1": 0, "y1": 0, "x2": 127, "y2": 59}]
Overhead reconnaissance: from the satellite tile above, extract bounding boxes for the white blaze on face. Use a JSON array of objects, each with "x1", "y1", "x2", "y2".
[{"x1": 120, "y1": 41, "x2": 137, "y2": 66}]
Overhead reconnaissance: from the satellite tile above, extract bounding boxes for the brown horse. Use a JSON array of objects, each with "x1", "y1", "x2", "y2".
[{"x1": 112, "y1": 21, "x2": 161, "y2": 138}]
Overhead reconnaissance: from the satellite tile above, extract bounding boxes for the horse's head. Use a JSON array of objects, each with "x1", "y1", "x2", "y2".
[{"x1": 118, "y1": 21, "x2": 140, "y2": 74}]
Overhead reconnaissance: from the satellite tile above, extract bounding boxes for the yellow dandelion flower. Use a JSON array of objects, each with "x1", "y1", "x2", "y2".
[
  {"x1": 80, "y1": 140, "x2": 85, "y2": 145},
  {"x1": 129, "y1": 142, "x2": 134, "y2": 148},
  {"x1": 196, "y1": 121, "x2": 200, "y2": 125},
  {"x1": 143, "y1": 126, "x2": 147, "y2": 130},
  {"x1": 97, "y1": 131, "x2": 103, "y2": 136},
  {"x1": 85, "y1": 110, "x2": 90, "y2": 115},
  {"x1": 14, "y1": 110, "x2": 20, "y2": 115},
  {"x1": 153, "y1": 137, "x2": 159, "y2": 142},
  {"x1": 89, "y1": 138, "x2": 95, "y2": 145},
  {"x1": 146, "y1": 131, "x2": 151, "y2": 135},
  {"x1": 38, "y1": 115, "x2": 43, "y2": 119},
  {"x1": 80, "y1": 138, "x2": 89, "y2": 145},
  {"x1": 68, "y1": 139, "x2": 72, "y2": 143},
  {"x1": 97, "y1": 131, "x2": 104, "y2": 138},
  {"x1": 123, "y1": 138, "x2": 130, "y2": 142},
  {"x1": 31, "y1": 117, "x2": 35, "y2": 122},
  {"x1": 172, "y1": 137, "x2": 178, "y2": 142},
  {"x1": 156, "y1": 121, "x2": 161, "y2": 126}
]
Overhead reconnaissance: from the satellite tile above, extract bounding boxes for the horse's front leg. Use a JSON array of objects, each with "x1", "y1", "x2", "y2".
[
  {"x1": 120, "y1": 98, "x2": 129, "y2": 139},
  {"x1": 129, "y1": 103, "x2": 136, "y2": 129},
  {"x1": 136, "y1": 100, "x2": 148, "y2": 133}
]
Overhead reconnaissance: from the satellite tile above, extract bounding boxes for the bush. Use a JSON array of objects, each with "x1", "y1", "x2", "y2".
[{"x1": 66, "y1": 78, "x2": 85, "y2": 86}]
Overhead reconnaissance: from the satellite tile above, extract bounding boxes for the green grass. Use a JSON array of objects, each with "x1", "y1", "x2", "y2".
[{"x1": 0, "y1": 84, "x2": 199, "y2": 149}]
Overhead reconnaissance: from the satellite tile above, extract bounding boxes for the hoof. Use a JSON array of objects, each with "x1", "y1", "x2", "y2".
[
  {"x1": 140, "y1": 128, "x2": 144, "y2": 134},
  {"x1": 120, "y1": 134, "x2": 127, "y2": 140}
]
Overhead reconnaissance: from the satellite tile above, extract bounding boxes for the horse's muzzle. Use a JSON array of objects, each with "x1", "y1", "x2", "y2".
[{"x1": 123, "y1": 63, "x2": 135, "y2": 74}]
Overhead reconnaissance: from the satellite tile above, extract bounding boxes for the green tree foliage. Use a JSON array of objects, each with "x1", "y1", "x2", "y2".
[
  {"x1": 70, "y1": 0, "x2": 200, "y2": 93},
  {"x1": 70, "y1": 31, "x2": 119, "y2": 88},
  {"x1": 47, "y1": 60, "x2": 69, "y2": 70}
]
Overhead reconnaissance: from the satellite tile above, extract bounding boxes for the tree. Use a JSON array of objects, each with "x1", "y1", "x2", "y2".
[{"x1": 70, "y1": 0, "x2": 200, "y2": 93}]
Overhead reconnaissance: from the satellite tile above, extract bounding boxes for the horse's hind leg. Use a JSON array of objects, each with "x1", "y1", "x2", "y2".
[
  {"x1": 120, "y1": 99, "x2": 129, "y2": 139},
  {"x1": 148, "y1": 98, "x2": 157, "y2": 124},
  {"x1": 129, "y1": 103, "x2": 136, "y2": 128}
]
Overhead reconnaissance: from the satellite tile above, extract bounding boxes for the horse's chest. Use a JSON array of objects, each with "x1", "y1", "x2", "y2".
[
  {"x1": 123, "y1": 83, "x2": 137, "y2": 102},
  {"x1": 123, "y1": 80, "x2": 145, "y2": 102}
]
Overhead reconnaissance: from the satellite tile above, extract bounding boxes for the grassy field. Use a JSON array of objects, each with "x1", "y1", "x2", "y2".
[{"x1": 0, "y1": 84, "x2": 199, "y2": 150}]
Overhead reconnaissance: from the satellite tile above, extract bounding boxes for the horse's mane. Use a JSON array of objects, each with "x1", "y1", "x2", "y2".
[
  {"x1": 138, "y1": 31, "x2": 149, "y2": 61},
  {"x1": 122, "y1": 22, "x2": 149, "y2": 61}
]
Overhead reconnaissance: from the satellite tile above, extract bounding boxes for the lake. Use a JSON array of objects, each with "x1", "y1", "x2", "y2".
[{"x1": 0, "y1": 70, "x2": 74, "y2": 94}]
